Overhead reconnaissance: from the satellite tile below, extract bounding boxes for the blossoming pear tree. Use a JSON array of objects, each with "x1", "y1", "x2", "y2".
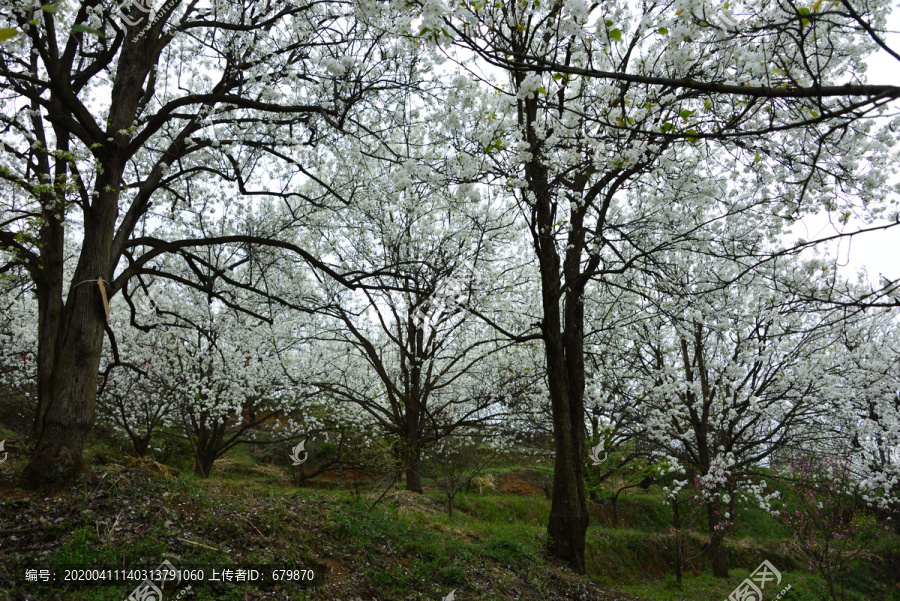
[
  {"x1": 281, "y1": 123, "x2": 546, "y2": 491},
  {"x1": 595, "y1": 244, "x2": 899, "y2": 575},
  {"x1": 0, "y1": 0, "x2": 423, "y2": 488},
  {"x1": 385, "y1": 0, "x2": 900, "y2": 572},
  {"x1": 97, "y1": 279, "x2": 312, "y2": 477}
]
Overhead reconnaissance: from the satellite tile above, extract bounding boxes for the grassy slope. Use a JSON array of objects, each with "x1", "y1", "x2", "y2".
[{"x1": 0, "y1": 438, "x2": 898, "y2": 601}]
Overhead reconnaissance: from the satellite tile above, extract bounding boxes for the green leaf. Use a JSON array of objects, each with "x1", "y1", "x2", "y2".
[
  {"x1": 0, "y1": 27, "x2": 19, "y2": 41},
  {"x1": 485, "y1": 139, "x2": 504, "y2": 153},
  {"x1": 754, "y1": 152, "x2": 761, "y2": 162},
  {"x1": 801, "y1": 18, "x2": 810, "y2": 27},
  {"x1": 72, "y1": 23, "x2": 105, "y2": 37},
  {"x1": 657, "y1": 27, "x2": 669, "y2": 34},
  {"x1": 661, "y1": 122, "x2": 675, "y2": 133},
  {"x1": 685, "y1": 128, "x2": 699, "y2": 143},
  {"x1": 552, "y1": 73, "x2": 563, "y2": 81},
  {"x1": 609, "y1": 28, "x2": 622, "y2": 41},
  {"x1": 41, "y1": 4, "x2": 58, "y2": 12},
  {"x1": 605, "y1": 19, "x2": 613, "y2": 27},
  {"x1": 679, "y1": 109, "x2": 696, "y2": 120}
]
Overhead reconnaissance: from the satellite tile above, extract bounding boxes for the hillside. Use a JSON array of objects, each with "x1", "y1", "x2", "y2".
[{"x1": 1, "y1": 433, "x2": 897, "y2": 601}]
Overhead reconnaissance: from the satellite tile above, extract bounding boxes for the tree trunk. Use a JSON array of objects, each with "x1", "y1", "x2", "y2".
[
  {"x1": 190, "y1": 420, "x2": 224, "y2": 478},
  {"x1": 401, "y1": 393, "x2": 424, "y2": 493},
  {"x1": 522, "y1": 118, "x2": 591, "y2": 571},
  {"x1": 404, "y1": 443, "x2": 423, "y2": 493},
  {"x1": 131, "y1": 434, "x2": 150, "y2": 458},
  {"x1": 706, "y1": 503, "x2": 729, "y2": 577},
  {"x1": 673, "y1": 499, "x2": 684, "y2": 585},
  {"x1": 542, "y1": 260, "x2": 589, "y2": 572},
  {"x1": 391, "y1": 438, "x2": 405, "y2": 482},
  {"x1": 194, "y1": 453, "x2": 216, "y2": 478},
  {"x1": 21, "y1": 261, "x2": 110, "y2": 488},
  {"x1": 20, "y1": 61, "x2": 150, "y2": 487},
  {"x1": 32, "y1": 231, "x2": 64, "y2": 441}
]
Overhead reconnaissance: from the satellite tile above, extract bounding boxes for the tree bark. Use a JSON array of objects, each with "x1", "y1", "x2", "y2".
[
  {"x1": 131, "y1": 434, "x2": 150, "y2": 458},
  {"x1": 673, "y1": 499, "x2": 684, "y2": 585},
  {"x1": 706, "y1": 503, "x2": 729, "y2": 577},
  {"x1": 194, "y1": 453, "x2": 216, "y2": 478},
  {"x1": 537, "y1": 196, "x2": 589, "y2": 573},
  {"x1": 32, "y1": 218, "x2": 65, "y2": 441},
  {"x1": 21, "y1": 258, "x2": 111, "y2": 488},
  {"x1": 517, "y1": 77, "x2": 591, "y2": 570},
  {"x1": 403, "y1": 440, "x2": 423, "y2": 493},
  {"x1": 544, "y1": 356, "x2": 589, "y2": 572}
]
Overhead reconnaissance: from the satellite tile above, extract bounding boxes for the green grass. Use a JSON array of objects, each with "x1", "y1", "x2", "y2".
[
  {"x1": 449, "y1": 493, "x2": 551, "y2": 526},
  {"x1": 2, "y1": 430, "x2": 899, "y2": 601}
]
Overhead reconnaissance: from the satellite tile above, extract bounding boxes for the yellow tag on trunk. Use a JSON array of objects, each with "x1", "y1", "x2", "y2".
[{"x1": 98, "y1": 276, "x2": 110, "y2": 323}]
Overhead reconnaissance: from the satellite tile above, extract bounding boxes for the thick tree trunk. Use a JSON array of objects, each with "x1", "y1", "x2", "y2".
[
  {"x1": 545, "y1": 342, "x2": 589, "y2": 572},
  {"x1": 32, "y1": 224, "x2": 64, "y2": 441},
  {"x1": 547, "y1": 405, "x2": 588, "y2": 566},
  {"x1": 401, "y1": 390, "x2": 424, "y2": 493},
  {"x1": 540, "y1": 225, "x2": 589, "y2": 573},
  {"x1": 673, "y1": 499, "x2": 684, "y2": 585},
  {"x1": 131, "y1": 434, "x2": 150, "y2": 458},
  {"x1": 21, "y1": 176, "x2": 122, "y2": 489},
  {"x1": 706, "y1": 503, "x2": 729, "y2": 577},
  {"x1": 189, "y1": 421, "x2": 224, "y2": 478},
  {"x1": 20, "y1": 24, "x2": 183, "y2": 489},
  {"x1": 194, "y1": 453, "x2": 216, "y2": 478},
  {"x1": 21, "y1": 269, "x2": 109, "y2": 488},
  {"x1": 404, "y1": 443, "x2": 423, "y2": 493},
  {"x1": 520, "y1": 107, "x2": 591, "y2": 571}
]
